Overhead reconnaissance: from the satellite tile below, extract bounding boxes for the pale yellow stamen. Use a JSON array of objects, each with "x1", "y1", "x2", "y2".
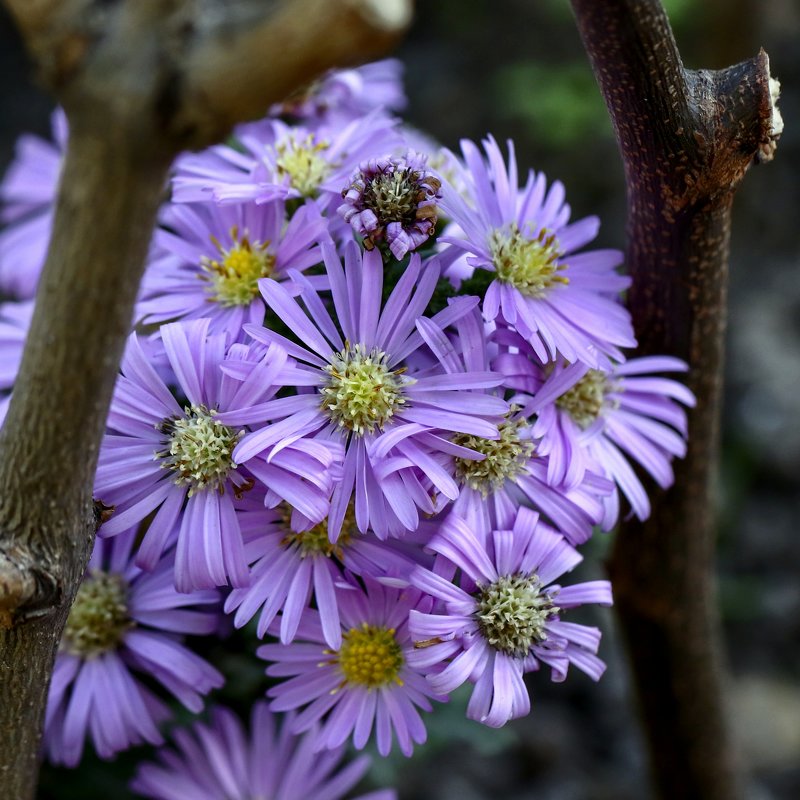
[
  {"x1": 490, "y1": 224, "x2": 568, "y2": 297},
  {"x1": 452, "y1": 414, "x2": 533, "y2": 496},
  {"x1": 157, "y1": 404, "x2": 242, "y2": 495},
  {"x1": 477, "y1": 573, "x2": 558, "y2": 657},
  {"x1": 320, "y1": 343, "x2": 410, "y2": 436},
  {"x1": 328, "y1": 623, "x2": 405, "y2": 690},
  {"x1": 275, "y1": 134, "x2": 334, "y2": 197},
  {"x1": 62, "y1": 571, "x2": 132, "y2": 658},
  {"x1": 201, "y1": 225, "x2": 275, "y2": 307},
  {"x1": 556, "y1": 369, "x2": 611, "y2": 428}
]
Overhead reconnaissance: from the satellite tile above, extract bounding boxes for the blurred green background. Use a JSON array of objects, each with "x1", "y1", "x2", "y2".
[{"x1": 1, "y1": 0, "x2": 798, "y2": 797}]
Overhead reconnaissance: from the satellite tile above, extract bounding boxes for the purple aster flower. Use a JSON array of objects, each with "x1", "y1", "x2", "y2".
[
  {"x1": 273, "y1": 58, "x2": 407, "y2": 124},
  {"x1": 449, "y1": 405, "x2": 612, "y2": 545},
  {"x1": 439, "y1": 135, "x2": 635, "y2": 368},
  {"x1": 137, "y1": 199, "x2": 328, "y2": 337},
  {"x1": 338, "y1": 151, "x2": 441, "y2": 260},
  {"x1": 45, "y1": 528, "x2": 222, "y2": 766},
  {"x1": 171, "y1": 112, "x2": 401, "y2": 214},
  {"x1": 0, "y1": 108, "x2": 67, "y2": 298},
  {"x1": 95, "y1": 319, "x2": 335, "y2": 591},
  {"x1": 131, "y1": 702, "x2": 396, "y2": 800},
  {"x1": 224, "y1": 241, "x2": 508, "y2": 540},
  {"x1": 517, "y1": 354, "x2": 696, "y2": 523},
  {"x1": 408, "y1": 509, "x2": 612, "y2": 728},
  {"x1": 225, "y1": 501, "x2": 419, "y2": 647},
  {"x1": 259, "y1": 577, "x2": 444, "y2": 757},
  {"x1": 422, "y1": 308, "x2": 611, "y2": 543}
]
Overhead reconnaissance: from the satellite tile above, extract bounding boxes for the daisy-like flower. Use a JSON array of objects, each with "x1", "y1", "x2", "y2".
[
  {"x1": 439, "y1": 135, "x2": 635, "y2": 368},
  {"x1": 408, "y1": 509, "x2": 612, "y2": 728},
  {"x1": 274, "y1": 58, "x2": 407, "y2": 124},
  {"x1": 171, "y1": 112, "x2": 401, "y2": 213},
  {"x1": 259, "y1": 577, "x2": 444, "y2": 757},
  {"x1": 338, "y1": 151, "x2": 441, "y2": 260},
  {"x1": 131, "y1": 703, "x2": 396, "y2": 800},
  {"x1": 95, "y1": 319, "x2": 335, "y2": 591},
  {"x1": 225, "y1": 501, "x2": 418, "y2": 647},
  {"x1": 428, "y1": 308, "x2": 611, "y2": 543},
  {"x1": 0, "y1": 108, "x2": 66, "y2": 298},
  {"x1": 450, "y1": 406, "x2": 612, "y2": 544},
  {"x1": 137, "y1": 199, "x2": 328, "y2": 338},
  {"x1": 45, "y1": 528, "x2": 222, "y2": 766},
  {"x1": 224, "y1": 241, "x2": 508, "y2": 540},
  {"x1": 519, "y1": 355, "x2": 696, "y2": 523}
]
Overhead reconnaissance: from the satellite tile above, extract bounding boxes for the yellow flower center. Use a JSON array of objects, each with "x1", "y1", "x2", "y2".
[
  {"x1": 320, "y1": 344, "x2": 409, "y2": 436},
  {"x1": 556, "y1": 369, "x2": 610, "y2": 428},
  {"x1": 62, "y1": 570, "x2": 132, "y2": 658},
  {"x1": 275, "y1": 134, "x2": 334, "y2": 197},
  {"x1": 201, "y1": 226, "x2": 275, "y2": 307},
  {"x1": 452, "y1": 415, "x2": 533, "y2": 496},
  {"x1": 335, "y1": 623, "x2": 405, "y2": 689},
  {"x1": 281, "y1": 503, "x2": 356, "y2": 559},
  {"x1": 490, "y1": 224, "x2": 568, "y2": 297},
  {"x1": 158, "y1": 404, "x2": 242, "y2": 495}
]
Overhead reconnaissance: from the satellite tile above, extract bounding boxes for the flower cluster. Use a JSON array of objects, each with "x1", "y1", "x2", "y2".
[{"x1": 0, "y1": 57, "x2": 694, "y2": 795}]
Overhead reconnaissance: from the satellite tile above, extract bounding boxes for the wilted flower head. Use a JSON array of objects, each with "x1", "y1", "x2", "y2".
[{"x1": 339, "y1": 151, "x2": 441, "y2": 259}]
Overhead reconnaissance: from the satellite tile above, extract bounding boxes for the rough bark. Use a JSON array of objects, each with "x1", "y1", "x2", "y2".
[
  {"x1": 0, "y1": 1, "x2": 412, "y2": 797},
  {"x1": 568, "y1": 2, "x2": 781, "y2": 799}
]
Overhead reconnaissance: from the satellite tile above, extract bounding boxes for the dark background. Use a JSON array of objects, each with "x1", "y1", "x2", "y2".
[{"x1": 1, "y1": 1, "x2": 798, "y2": 797}]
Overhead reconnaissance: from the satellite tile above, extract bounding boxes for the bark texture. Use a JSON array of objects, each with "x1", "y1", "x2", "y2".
[
  {"x1": 569, "y1": 2, "x2": 780, "y2": 799},
  {"x1": 0, "y1": 1, "x2": 412, "y2": 797}
]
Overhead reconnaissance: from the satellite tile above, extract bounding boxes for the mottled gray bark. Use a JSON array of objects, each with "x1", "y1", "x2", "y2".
[{"x1": 569, "y1": 1, "x2": 780, "y2": 798}]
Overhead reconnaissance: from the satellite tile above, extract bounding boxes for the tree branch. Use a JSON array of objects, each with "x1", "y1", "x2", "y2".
[
  {"x1": 0, "y1": 1, "x2": 412, "y2": 796},
  {"x1": 3, "y1": 0, "x2": 413, "y2": 146},
  {"x1": 172, "y1": 0, "x2": 413, "y2": 145},
  {"x1": 569, "y1": 2, "x2": 781, "y2": 799}
]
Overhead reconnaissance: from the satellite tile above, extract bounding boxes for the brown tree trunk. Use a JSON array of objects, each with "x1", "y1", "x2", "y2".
[{"x1": 568, "y1": 1, "x2": 780, "y2": 798}]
